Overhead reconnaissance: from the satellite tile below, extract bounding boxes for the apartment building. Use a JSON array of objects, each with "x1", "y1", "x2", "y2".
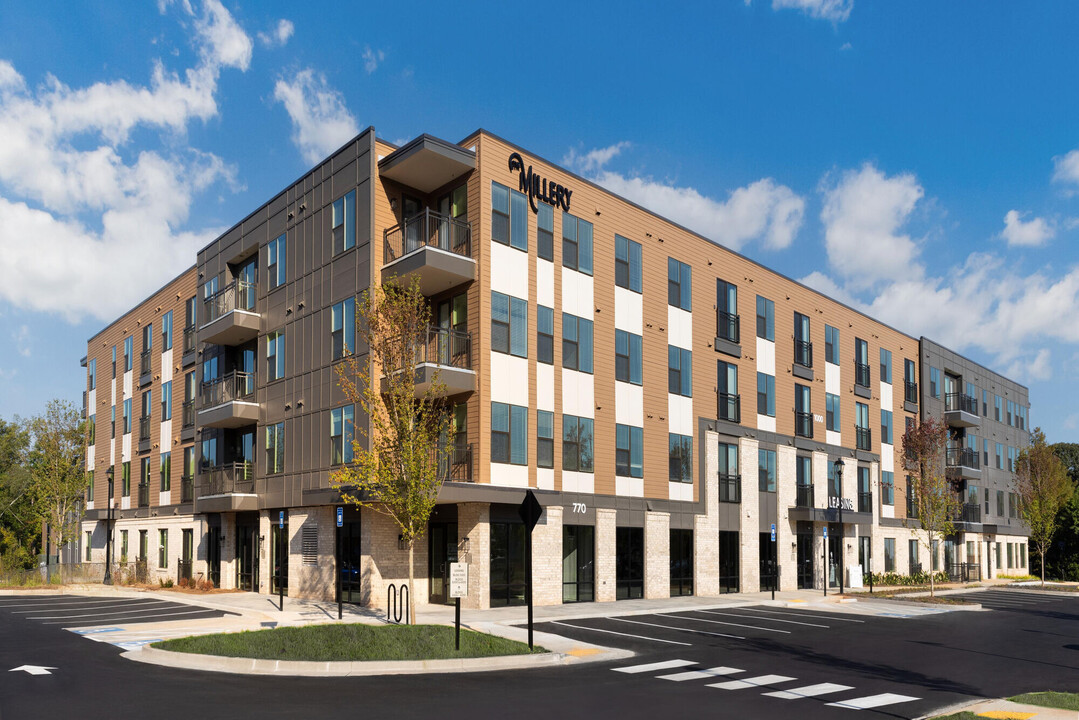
[{"x1": 80, "y1": 127, "x2": 1030, "y2": 606}]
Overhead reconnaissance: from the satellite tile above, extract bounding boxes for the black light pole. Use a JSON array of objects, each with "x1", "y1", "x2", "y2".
[
  {"x1": 834, "y1": 458, "x2": 844, "y2": 595},
  {"x1": 103, "y1": 467, "x2": 114, "y2": 585}
]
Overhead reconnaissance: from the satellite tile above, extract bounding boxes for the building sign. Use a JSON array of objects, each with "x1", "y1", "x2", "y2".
[
  {"x1": 829, "y1": 496, "x2": 854, "y2": 511},
  {"x1": 509, "y1": 152, "x2": 572, "y2": 214},
  {"x1": 449, "y1": 562, "x2": 468, "y2": 598}
]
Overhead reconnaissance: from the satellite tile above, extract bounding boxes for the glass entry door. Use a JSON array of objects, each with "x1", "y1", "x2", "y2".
[
  {"x1": 428, "y1": 522, "x2": 458, "y2": 605},
  {"x1": 796, "y1": 532, "x2": 814, "y2": 589},
  {"x1": 208, "y1": 526, "x2": 221, "y2": 587},
  {"x1": 719, "y1": 531, "x2": 739, "y2": 593},
  {"x1": 237, "y1": 523, "x2": 258, "y2": 592},
  {"x1": 337, "y1": 518, "x2": 362, "y2": 604},
  {"x1": 271, "y1": 521, "x2": 288, "y2": 594},
  {"x1": 828, "y1": 524, "x2": 842, "y2": 588}
]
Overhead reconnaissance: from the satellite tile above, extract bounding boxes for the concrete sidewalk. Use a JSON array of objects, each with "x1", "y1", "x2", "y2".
[{"x1": 928, "y1": 697, "x2": 1079, "y2": 719}]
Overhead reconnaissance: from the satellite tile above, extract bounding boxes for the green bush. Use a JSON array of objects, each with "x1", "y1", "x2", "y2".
[{"x1": 865, "y1": 570, "x2": 950, "y2": 586}]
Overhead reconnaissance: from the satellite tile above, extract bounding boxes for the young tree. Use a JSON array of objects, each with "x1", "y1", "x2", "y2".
[
  {"x1": 27, "y1": 400, "x2": 85, "y2": 563},
  {"x1": 903, "y1": 416, "x2": 958, "y2": 597},
  {"x1": 0, "y1": 417, "x2": 37, "y2": 571},
  {"x1": 330, "y1": 281, "x2": 452, "y2": 623},
  {"x1": 1015, "y1": 428, "x2": 1072, "y2": 587}
]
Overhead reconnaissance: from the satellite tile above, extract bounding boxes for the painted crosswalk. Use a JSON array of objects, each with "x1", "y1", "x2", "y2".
[{"x1": 611, "y1": 658, "x2": 921, "y2": 711}]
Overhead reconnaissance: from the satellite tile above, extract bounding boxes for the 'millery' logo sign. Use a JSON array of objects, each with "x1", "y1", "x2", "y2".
[{"x1": 509, "y1": 152, "x2": 572, "y2": 214}]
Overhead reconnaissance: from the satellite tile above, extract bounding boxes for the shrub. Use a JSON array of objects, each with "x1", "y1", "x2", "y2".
[
  {"x1": 195, "y1": 577, "x2": 215, "y2": 591},
  {"x1": 159, "y1": 578, "x2": 174, "y2": 588},
  {"x1": 865, "y1": 570, "x2": 950, "y2": 586}
]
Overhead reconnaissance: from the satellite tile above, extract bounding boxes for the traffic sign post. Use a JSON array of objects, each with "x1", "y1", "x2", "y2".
[
  {"x1": 823, "y1": 526, "x2": 828, "y2": 598},
  {"x1": 518, "y1": 490, "x2": 543, "y2": 650},
  {"x1": 336, "y1": 507, "x2": 343, "y2": 620},
  {"x1": 449, "y1": 562, "x2": 468, "y2": 650},
  {"x1": 770, "y1": 523, "x2": 777, "y2": 601},
  {"x1": 278, "y1": 511, "x2": 285, "y2": 612}
]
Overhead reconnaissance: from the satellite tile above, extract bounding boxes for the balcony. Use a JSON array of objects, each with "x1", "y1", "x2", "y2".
[
  {"x1": 719, "y1": 473, "x2": 741, "y2": 503},
  {"x1": 182, "y1": 399, "x2": 195, "y2": 428},
  {"x1": 384, "y1": 326, "x2": 475, "y2": 398},
  {"x1": 904, "y1": 380, "x2": 918, "y2": 405},
  {"x1": 794, "y1": 340, "x2": 813, "y2": 369},
  {"x1": 795, "y1": 411, "x2": 814, "y2": 439},
  {"x1": 854, "y1": 361, "x2": 871, "y2": 397},
  {"x1": 855, "y1": 426, "x2": 872, "y2": 451},
  {"x1": 715, "y1": 311, "x2": 740, "y2": 356},
  {"x1": 858, "y1": 491, "x2": 872, "y2": 513},
  {"x1": 437, "y1": 441, "x2": 473, "y2": 483},
  {"x1": 180, "y1": 474, "x2": 194, "y2": 504},
  {"x1": 196, "y1": 461, "x2": 257, "y2": 513},
  {"x1": 183, "y1": 325, "x2": 195, "y2": 353},
  {"x1": 382, "y1": 209, "x2": 475, "y2": 296},
  {"x1": 946, "y1": 446, "x2": 981, "y2": 481},
  {"x1": 200, "y1": 280, "x2": 260, "y2": 346},
  {"x1": 137, "y1": 483, "x2": 149, "y2": 508},
  {"x1": 198, "y1": 371, "x2": 258, "y2": 429},
  {"x1": 139, "y1": 349, "x2": 152, "y2": 379},
  {"x1": 138, "y1": 416, "x2": 151, "y2": 442},
  {"x1": 718, "y1": 393, "x2": 741, "y2": 424},
  {"x1": 796, "y1": 484, "x2": 814, "y2": 508},
  {"x1": 81, "y1": 390, "x2": 87, "y2": 419},
  {"x1": 955, "y1": 502, "x2": 982, "y2": 525},
  {"x1": 944, "y1": 392, "x2": 980, "y2": 428}
]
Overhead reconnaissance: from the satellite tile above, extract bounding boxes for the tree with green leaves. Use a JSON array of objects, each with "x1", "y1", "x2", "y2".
[
  {"x1": 0, "y1": 417, "x2": 37, "y2": 571},
  {"x1": 330, "y1": 280, "x2": 452, "y2": 623},
  {"x1": 27, "y1": 400, "x2": 85, "y2": 564},
  {"x1": 1046, "y1": 443, "x2": 1079, "y2": 580},
  {"x1": 903, "y1": 416, "x2": 958, "y2": 597},
  {"x1": 1015, "y1": 428, "x2": 1072, "y2": 587}
]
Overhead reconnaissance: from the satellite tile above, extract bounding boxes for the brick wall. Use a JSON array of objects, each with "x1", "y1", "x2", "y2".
[
  {"x1": 595, "y1": 508, "x2": 617, "y2": 602},
  {"x1": 644, "y1": 510, "x2": 670, "y2": 598}
]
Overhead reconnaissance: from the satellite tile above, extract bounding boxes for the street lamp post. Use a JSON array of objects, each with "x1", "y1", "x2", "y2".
[
  {"x1": 103, "y1": 467, "x2": 114, "y2": 585},
  {"x1": 833, "y1": 458, "x2": 844, "y2": 595}
]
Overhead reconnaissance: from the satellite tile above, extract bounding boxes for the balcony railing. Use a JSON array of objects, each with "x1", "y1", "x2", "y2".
[
  {"x1": 946, "y1": 447, "x2": 980, "y2": 470},
  {"x1": 718, "y1": 393, "x2": 741, "y2": 423},
  {"x1": 182, "y1": 399, "x2": 195, "y2": 428},
  {"x1": 138, "y1": 416, "x2": 151, "y2": 442},
  {"x1": 82, "y1": 390, "x2": 87, "y2": 419},
  {"x1": 140, "y1": 349, "x2": 151, "y2": 376},
  {"x1": 945, "y1": 392, "x2": 978, "y2": 415},
  {"x1": 384, "y1": 208, "x2": 472, "y2": 263},
  {"x1": 200, "y1": 371, "x2": 255, "y2": 408},
  {"x1": 907, "y1": 495, "x2": 919, "y2": 519},
  {"x1": 794, "y1": 340, "x2": 813, "y2": 368},
  {"x1": 858, "y1": 491, "x2": 872, "y2": 513},
  {"x1": 855, "y1": 426, "x2": 872, "y2": 451},
  {"x1": 199, "y1": 462, "x2": 255, "y2": 496},
  {"x1": 137, "y1": 483, "x2": 149, "y2": 508},
  {"x1": 203, "y1": 279, "x2": 256, "y2": 326},
  {"x1": 716, "y1": 311, "x2": 740, "y2": 344},
  {"x1": 795, "y1": 411, "x2": 814, "y2": 438},
  {"x1": 854, "y1": 361, "x2": 871, "y2": 388},
  {"x1": 947, "y1": 562, "x2": 982, "y2": 582},
  {"x1": 719, "y1": 473, "x2": 741, "y2": 503},
  {"x1": 416, "y1": 327, "x2": 472, "y2": 370},
  {"x1": 180, "y1": 475, "x2": 194, "y2": 503},
  {"x1": 183, "y1": 325, "x2": 195, "y2": 353},
  {"x1": 904, "y1": 381, "x2": 918, "y2": 404},
  {"x1": 436, "y1": 441, "x2": 473, "y2": 482},
  {"x1": 796, "y1": 484, "x2": 814, "y2": 508},
  {"x1": 956, "y1": 502, "x2": 981, "y2": 524}
]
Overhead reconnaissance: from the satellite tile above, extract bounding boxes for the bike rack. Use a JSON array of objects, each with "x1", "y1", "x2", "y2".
[{"x1": 387, "y1": 583, "x2": 409, "y2": 624}]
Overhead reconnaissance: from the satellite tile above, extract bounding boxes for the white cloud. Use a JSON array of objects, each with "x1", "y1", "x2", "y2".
[
  {"x1": 362, "y1": 46, "x2": 385, "y2": 74},
  {"x1": 766, "y1": 0, "x2": 853, "y2": 22},
  {"x1": 1007, "y1": 348, "x2": 1052, "y2": 383},
  {"x1": 258, "y1": 19, "x2": 294, "y2": 48},
  {"x1": 273, "y1": 69, "x2": 359, "y2": 165},
  {"x1": 191, "y1": 0, "x2": 252, "y2": 71},
  {"x1": 1052, "y1": 149, "x2": 1079, "y2": 187},
  {"x1": 1001, "y1": 209, "x2": 1054, "y2": 247},
  {"x1": 12, "y1": 325, "x2": 30, "y2": 357},
  {"x1": 565, "y1": 142, "x2": 805, "y2": 252},
  {"x1": 820, "y1": 163, "x2": 924, "y2": 289}
]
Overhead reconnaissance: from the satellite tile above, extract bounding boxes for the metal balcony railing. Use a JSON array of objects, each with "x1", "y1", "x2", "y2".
[
  {"x1": 200, "y1": 371, "x2": 255, "y2": 408},
  {"x1": 718, "y1": 393, "x2": 741, "y2": 423},
  {"x1": 855, "y1": 426, "x2": 872, "y2": 451},
  {"x1": 139, "y1": 416, "x2": 151, "y2": 442},
  {"x1": 858, "y1": 491, "x2": 872, "y2": 513},
  {"x1": 82, "y1": 390, "x2": 87, "y2": 419},
  {"x1": 904, "y1": 381, "x2": 918, "y2": 404},
  {"x1": 198, "y1": 462, "x2": 255, "y2": 496},
  {"x1": 436, "y1": 441, "x2": 473, "y2": 482},
  {"x1": 795, "y1": 411, "x2": 814, "y2": 438},
  {"x1": 416, "y1": 327, "x2": 472, "y2": 370},
  {"x1": 794, "y1": 340, "x2": 813, "y2": 368},
  {"x1": 137, "y1": 483, "x2": 149, "y2": 508},
  {"x1": 384, "y1": 208, "x2": 472, "y2": 263},
  {"x1": 182, "y1": 399, "x2": 195, "y2": 428},
  {"x1": 180, "y1": 475, "x2": 194, "y2": 503},
  {"x1": 716, "y1": 311, "x2": 740, "y2": 344},
  {"x1": 183, "y1": 325, "x2": 195, "y2": 353},
  {"x1": 140, "y1": 349, "x2": 151, "y2": 376},
  {"x1": 956, "y1": 502, "x2": 982, "y2": 524},
  {"x1": 796, "y1": 484, "x2": 814, "y2": 508},
  {"x1": 202, "y1": 280, "x2": 257, "y2": 327},
  {"x1": 907, "y1": 495, "x2": 919, "y2": 519},
  {"x1": 948, "y1": 562, "x2": 982, "y2": 582},
  {"x1": 854, "y1": 361, "x2": 871, "y2": 388},
  {"x1": 719, "y1": 473, "x2": 741, "y2": 503},
  {"x1": 945, "y1": 392, "x2": 978, "y2": 415},
  {"x1": 946, "y1": 447, "x2": 980, "y2": 470}
]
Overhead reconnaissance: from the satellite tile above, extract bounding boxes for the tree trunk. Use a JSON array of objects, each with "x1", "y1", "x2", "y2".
[
  {"x1": 1041, "y1": 544, "x2": 1046, "y2": 588},
  {"x1": 408, "y1": 538, "x2": 416, "y2": 625}
]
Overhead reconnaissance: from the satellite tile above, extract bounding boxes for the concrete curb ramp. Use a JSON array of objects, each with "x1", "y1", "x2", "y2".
[{"x1": 127, "y1": 646, "x2": 576, "y2": 676}]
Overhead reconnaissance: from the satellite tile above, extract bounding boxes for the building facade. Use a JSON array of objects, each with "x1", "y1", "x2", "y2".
[{"x1": 81, "y1": 128, "x2": 1030, "y2": 606}]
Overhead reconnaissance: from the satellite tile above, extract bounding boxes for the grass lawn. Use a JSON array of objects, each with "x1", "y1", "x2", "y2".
[
  {"x1": 1009, "y1": 692, "x2": 1079, "y2": 710},
  {"x1": 873, "y1": 592, "x2": 976, "y2": 605},
  {"x1": 153, "y1": 623, "x2": 546, "y2": 662},
  {"x1": 929, "y1": 713, "x2": 980, "y2": 720}
]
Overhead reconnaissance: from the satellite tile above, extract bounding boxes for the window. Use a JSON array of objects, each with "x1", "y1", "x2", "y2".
[
  {"x1": 668, "y1": 346, "x2": 692, "y2": 397},
  {"x1": 562, "y1": 313, "x2": 594, "y2": 373},
  {"x1": 140, "y1": 458, "x2": 150, "y2": 494},
  {"x1": 615, "y1": 424, "x2": 643, "y2": 478},
  {"x1": 159, "y1": 529, "x2": 168, "y2": 569},
  {"x1": 1007, "y1": 543, "x2": 1014, "y2": 568},
  {"x1": 716, "y1": 279, "x2": 739, "y2": 344},
  {"x1": 884, "y1": 538, "x2": 896, "y2": 572},
  {"x1": 86, "y1": 470, "x2": 94, "y2": 503},
  {"x1": 562, "y1": 415, "x2": 594, "y2": 473},
  {"x1": 881, "y1": 409, "x2": 893, "y2": 445},
  {"x1": 268, "y1": 233, "x2": 286, "y2": 289},
  {"x1": 909, "y1": 539, "x2": 920, "y2": 572},
  {"x1": 183, "y1": 447, "x2": 195, "y2": 481},
  {"x1": 124, "y1": 336, "x2": 133, "y2": 372},
  {"x1": 142, "y1": 323, "x2": 153, "y2": 354},
  {"x1": 562, "y1": 212, "x2": 593, "y2": 274},
  {"x1": 996, "y1": 443, "x2": 1003, "y2": 469},
  {"x1": 85, "y1": 531, "x2": 92, "y2": 562},
  {"x1": 537, "y1": 306, "x2": 554, "y2": 365},
  {"x1": 615, "y1": 235, "x2": 642, "y2": 292},
  {"x1": 668, "y1": 258, "x2": 692, "y2": 311},
  {"x1": 1007, "y1": 400, "x2": 1014, "y2": 426},
  {"x1": 160, "y1": 452, "x2": 171, "y2": 492},
  {"x1": 669, "y1": 433, "x2": 693, "y2": 483},
  {"x1": 995, "y1": 395, "x2": 1002, "y2": 421},
  {"x1": 825, "y1": 325, "x2": 840, "y2": 365},
  {"x1": 756, "y1": 372, "x2": 775, "y2": 417},
  {"x1": 537, "y1": 203, "x2": 553, "y2": 261},
  {"x1": 881, "y1": 471, "x2": 894, "y2": 505},
  {"x1": 794, "y1": 384, "x2": 812, "y2": 437},
  {"x1": 120, "y1": 530, "x2": 128, "y2": 563},
  {"x1": 537, "y1": 410, "x2": 553, "y2": 469},
  {"x1": 855, "y1": 401, "x2": 870, "y2": 449},
  {"x1": 880, "y1": 348, "x2": 892, "y2": 383},
  {"x1": 331, "y1": 297, "x2": 356, "y2": 359},
  {"x1": 491, "y1": 402, "x2": 527, "y2": 465},
  {"x1": 123, "y1": 399, "x2": 132, "y2": 434},
  {"x1": 828, "y1": 461, "x2": 841, "y2": 498},
  {"x1": 755, "y1": 296, "x2": 774, "y2": 341},
  {"x1": 111, "y1": 406, "x2": 116, "y2": 438},
  {"x1": 930, "y1": 367, "x2": 941, "y2": 399},
  {"x1": 492, "y1": 292, "x2": 528, "y2": 357},
  {"x1": 88, "y1": 358, "x2": 97, "y2": 391},
  {"x1": 160, "y1": 381, "x2": 172, "y2": 421},
  {"x1": 112, "y1": 346, "x2": 117, "y2": 378},
  {"x1": 330, "y1": 406, "x2": 354, "y2": 465},
  {"x1": 267, "y1": 331, "x2": 284, "y2": 381},
  {"x1": 122, "y1": 461, "x2": 131, "y2": 497},
  {"x1": 758, "y1": 448, "x2": 777, "y2": 492},
  {"x1": 615, "y1": 330, "x2": 642, "y2": 385},
  {"x1": 717, "y1": 361, "x2": 738, "y2": 422},
  {"x1": 796, "y1": 455, "x2": 812, "y2": 486},
  {"x1": 332, "y1": 189, "x2": 356, "y2": 255},
  {"x1": 718, "y1": 443, "x2": 739, "y2": 503},
  {"x1": 266, "y1": 422, "x2": 284, "y2": 474},
  {"x1": 826, "y1": 393, "x2": 840, "y2": 432},
  {"x1": 491, "y1": 182, "x2": 527, "y2": 251},
  {"x1": 161, "y1": 311, "x2": 173, "y2": 351},
  {"x1": 88, "y1": 415, "x2": 96, "y2": 445},
  {"x1": 854, "y1": 338, "x2": 869, "y2": 386}
]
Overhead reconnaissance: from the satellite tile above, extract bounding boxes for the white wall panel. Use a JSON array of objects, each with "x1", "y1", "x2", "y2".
[
  {"x1": 490, "y1": 353, "x2": 530, "y2": 406},
  {"x1": 614, "y1": 286, "x2": 642, "y2": 334},
  {"x1": 490, "y1": 242, "x2": 529, "y2": 300},
  {"x1": 615, "y1": 382, "x2": 643, "y2": 426}
]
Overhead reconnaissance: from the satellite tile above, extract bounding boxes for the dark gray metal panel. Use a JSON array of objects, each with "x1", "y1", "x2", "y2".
[
  {"x1": 713, "y1": 338, "x2": 741, "y2": 359},
  {"x1": 792, "y1": 364, "x2": 814, "y2": 382},
  {"x1": 758, "y1": 491, "x2": 778, "y2": 531}
]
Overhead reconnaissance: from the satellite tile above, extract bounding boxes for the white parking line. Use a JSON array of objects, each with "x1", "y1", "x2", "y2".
[
  {"x1": 657, "y1": 666, "x2": 743, "y2": 681},
  {"x1": 656, "y1": 613, "x2": 790, "y2": 634},
  {"x1": 13, "y1": 600, "x2": 171, "y2": 613},
  {"x1": 695, "y1": 609, "x2": 829, "y2": 628},
  {"x1": 708, "y1": 674, "x2": 795, "y2": 690},
  {"x1": 28, "y1": 605, "x2": 196, "y2": 620},
  {"x1": 610, "y1": 617, "x2": 745, "y2": 640},
  {"x1": 612, "y1": 659, "x2": 697, "y2": 673},
  {"x1": 551, "y1": 621, "x2": 692, "y2": 646},
  {"x1": 44, "y1": 610, "x2": 222, "y2": 626},
  {"x1": 764, "y1": 682, "x2": 854, "y2": 699},
  {"x1": 741, "y1": 607, "x2": 866, "y2": 623},
  {"x1": 825, "y1": 692, "x2": 920, "y2": 709}
]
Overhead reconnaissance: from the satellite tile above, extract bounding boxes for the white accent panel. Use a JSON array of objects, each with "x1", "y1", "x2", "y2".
[
  {"x1": 615, "y1": 382, "x2": 643, "y2": 426},
  {"x1": 667, "y1": 306, "x2": 693, "y2": 351},
  {"x1": 537, "y1": 259, "x2": 554, "y2": 308},
  {"x1": 121, "y1": 497, "x2": 130, "y2": 511},
  {"x1": 121, "y1": 435, "x2": 131, "y2": 462},
  {"x1": 614, "y1": 286, "x2": 643, "y2": 334},
  {"x1": 825, "y1": 363, "x2": 840, "y2": 395},
  {"x1": 881, "y1": 504, "x2": 894, "y2": 519},
  {"x1": 616, "y1": 477, "x2": 644, "y2": 497},
  {"x1": 489, "y1": 353, "x2": 530, "y2": 406},
  {"x1": 561, "y1": 267, "x2": 594, "y2": 319},
  {"x1": 757, "y1": 414, "x2": 776, "y2": 433},
  {"x1": 826, "y1": 430, "x2": 841, "y2": 447},
  {"x1": 536, "y1": 363, "x2": 555, "y2": 412},
  {"x1": 160, "y1": 420, "x2": 172, "y2": 447},
  {"x1": 562, "y1": 370, "x2": 595, "y2": 419},
  {"x1": 537, "y1": 468, "x2": 554, "y2": 491},
  {"x1": 490, "y1": 242, "x2": 529, "y2": 300},
  {"x1": 669, "y1": 482, "x2": 694, "y2": 501},
  {"x1": 87, "y1": 445, "x2": 95, "y2": 470},
  {"x1": 881, "y1": 443, "x2": 894, "y2": 473},
  {"x1": 756, "y1": 338, "x2": 775, "y2": 376},
  {"x1": 123, "y1": 371, "x2": 132, "y2": 399},
  {"x1": 88, "y1": 388, "x2": 96, "y2": 412},
  {"x1": 159, "y1": 491, "x2": 171, "y2": 506},
  {"x1": 161, "y1": 349, "x2": 173, "y2": 383},
  {"x1": 110, "y1": 439, "x2": 115, "y2": 466},
  {"x1": 562, "y1": 471, "x2": 595, "y2": 494},
  {"x1": 668, "y1": 394, "x2": 694, "y2": 436},
  {"x1": 880, "y1": 381, "x2": 893, "y2": 410},
  {"x1": 489, "y1": 463, "x2": 530, "y2": 488},
  {"x1": 111, "y1": 379, "x2": 116, "y2": 406},
  {"x1": 86, "y1": 501, "x2": 94, "y2": 511}
]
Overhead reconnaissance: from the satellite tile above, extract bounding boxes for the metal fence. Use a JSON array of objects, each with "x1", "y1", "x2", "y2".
[{"x1": 384, "y1": 208, "x2": 472, "y2": 263}]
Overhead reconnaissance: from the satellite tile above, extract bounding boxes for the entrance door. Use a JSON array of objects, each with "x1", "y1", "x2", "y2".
[
  {"x1": 490, "y1": 522, "x2": 526, "y2": 607},
  {"x1": 403, "y1": 196, "x2": 422, "y2": 253},
  {"x1": 236, "y1": 256, "x2": 257, "y2": 311},
  {"x1": 616, "y1": 527, "x2": 644, "y2": 600},
  {"x1": 237, "y1": 524, "x2": 258, "y2": 592},
  {"x1": 208, "y1": 526, "x2": 221, "y2": 587},
  {"x1": 828, "y1": 524, "x2": 842, "y2": 588},
  {"x1": 271, "y1": 520, "x2": 288, "y2": 594},
  {"x1": 796, "y1": 532, "x2": 814, "y2": 589},
  {"x1": 428, "y1": 522, "x2": 458, "y2": 605},
  {"x1": 180, "y1": 529, "x2": 193, "y2": 582},
  {"x1": 719, "y1": 531, "x2": 739, "y2": 593},
  {"x1": 337, "y1": 519, "x2": 363, "y2": 604},
  {"x1": 859, "y1": 536, "x2": 871, "y2": 577},
  {"x1": 563, "y1": 525, "x2": 595, "y2": 603},
  {"x1": 759, "y1": 533, "x2": 777, "y2": 591}
]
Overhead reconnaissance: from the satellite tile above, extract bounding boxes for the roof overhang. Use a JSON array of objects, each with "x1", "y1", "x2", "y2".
[{"x1": 378, "y1": 135, "x2": 475, "y2": 193}]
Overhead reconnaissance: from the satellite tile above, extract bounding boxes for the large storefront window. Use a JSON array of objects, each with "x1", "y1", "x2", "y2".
[
  {"x1": 562, "y1": 525, "x2": 595, "y2": 603},
  {"x1": 670, "y1": 529, "x2": 693, "y2": 597},
  {"x1": 616, "y1": 527, "x2": 644, "y2": 600},
  {"x1": 719, "y1": 531, "x2": 739, "y2": 593},
  {"x1": 490, "y1": 522, "x2": 526, "y2": 607}
]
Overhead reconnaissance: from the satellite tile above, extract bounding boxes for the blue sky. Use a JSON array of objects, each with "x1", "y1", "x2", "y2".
[{"x1": 1, "y1": 0, "x2": 1078, "y2": 440}]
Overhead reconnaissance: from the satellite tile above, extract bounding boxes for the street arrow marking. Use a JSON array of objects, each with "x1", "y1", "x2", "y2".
[{"x1": 9, "y1": 665, "x2": 56, "y2": 675}]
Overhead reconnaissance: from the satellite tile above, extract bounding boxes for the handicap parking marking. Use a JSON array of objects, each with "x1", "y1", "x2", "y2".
[
  {"x1": 70, "y1": 627, "x2": 123, "y2": 635},
  {"x1": 112, "y1": 639, "x2": 162, "y2": 650}
]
